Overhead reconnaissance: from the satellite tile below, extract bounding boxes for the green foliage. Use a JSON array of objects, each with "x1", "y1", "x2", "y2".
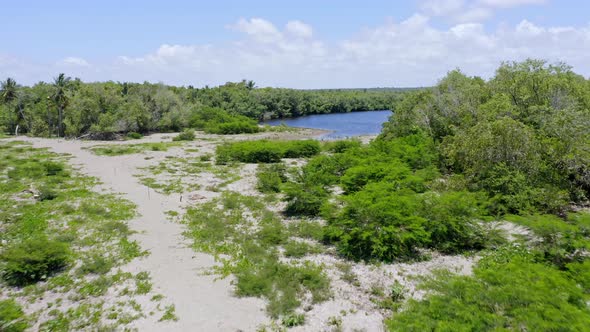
[
  {"x1": 283, "y1": 181, "x2": 328, "y2": 217},
  {"x1": 0, "y1": 237, "x2": 70, "y2": 286},
  {"x1": 282, "y1": 313, "x2": 305, "y2": 327},
  {"x1": 89, "y1": 142, "x2": 178, "y2": 156},
  {"x1": 323, "y1": 139, "x2": 362, "y2": 153},
  {"x1": 505, "y1": 213, "x2": 590, "y2": 268},
  {"x1": 256, "y1": 163, "x2": 287, "y2": 193},
  {"x1": 386, "y1": 258, "x2": 590, "y2": 331},
  {"x1": 0, "y1": 142, "x2": 147, "y2": 328},
  {"x1": 172, "y1": 128, "x2": 195, "y2": 141},
  {"x1": 382, "y1": 59, "x2": 590, "y2": 211},
  {"x1": 183, "y1": 192, "x2": 330, "y2": 317},
  {"x1": 216, "y1": 140, "x2": 320, "y2": 164},
  {"x1": 126, "y1": 132, "x2": 143, "y2": 139},
  {"x1": 0, "y1": 299, "x2": 28, "y2": 332}
]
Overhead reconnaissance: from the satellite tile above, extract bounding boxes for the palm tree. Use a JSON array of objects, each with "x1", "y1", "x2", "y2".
[
  {"x1": 1, "y1": 78, "x2": 19, "y2": 134},
  {"x1": 0, "y1": 78, "x2": 17, "y2": 104},
  {"x1": 51, "y1": 73, "x2": 72, "y2": 137}
]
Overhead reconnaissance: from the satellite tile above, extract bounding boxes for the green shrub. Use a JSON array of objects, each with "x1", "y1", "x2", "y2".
[
  {"x1": 172, "y1": 129, "x2": 195, "y2": 141},
  {"x1": 282, "y1": 140, "x2": 321, "y2": 158},
  {"x1": 216, "y1": 140, "x2": 320, "y2": 164},
  {"x1": 282, "y1": 313, "x2": 305, "y2": 327},
  {"x1": 386, "y1": 258, "x2": 590, "y2": 331},
  {"x1": 38, "y1": 186, "x2": 58, "y2": 201},
  {"x1": 126, "y1": 132, "x2": 143, "y2": 139},
  {"x1": 0, "y1": 237, "x2": 70, "y2": 286},
  {"x1": 323, "y1": 139, "x2": 362, "y2": 153},
  {"x1": 283, "y1": 182, "x2": 329, "y2": 217},
  {"x1": 43, "y1": 161, "x2": 64, "y2": 176},
  {"x1": 324, "y1": 184, "x2": 429, "y2": 262},
  {"x1": 0, "y1": 299, "x2": 28, "y2": 332},
  {"x1": 206, "y1": 121, "x2": 260, "y2": 134},
  {"x1": 256, "y1": 163, "x2": 287, "y2": 193},
  {"x1": 419, "y1": 191, "x2": 490, "y2": 253}
]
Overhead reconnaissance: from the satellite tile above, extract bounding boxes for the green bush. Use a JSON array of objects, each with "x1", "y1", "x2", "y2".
[
  {"x1": 419, "y1": 191, "x2": 490, "y2": 253},
  {"x1": 256, "y1": 163, "x2": 287, "y2": 193},
  {"x1": 38, "y1": 186, "x2": 58, "y2": 201},
  {"x1": 0, "y1": 237, "x2": 70, "y2": 286},
  {"x1": 205, "y1": 121, "x2": 260, "y2": 134},
  {"x1": 43, "y1": 161, "x2": 64, "y2": 176},
  {"x1": 283, "y1": 182, "x2": 329, "y2": 217},
  {"x1": 126, "y1": 132, "x2": 143, "y2": 139},
  {"x1": 386, "y1": 258, "x2": 590, "y2": 331},
  {"x1": 172, "y1": 129, "x2": 195, "y2": 141},
  {"x1": 216, "y1": 140, "x2": 320, "y2": 164},
  {"x1": 324, "y1": 184, "x2": 429, "y2": 261},
  {"x1": 0, "y1": 299, "x2": 28, "y2": 332},
  {"x1": 323, "y1": 139, "x2": 362, "y2": 153}
]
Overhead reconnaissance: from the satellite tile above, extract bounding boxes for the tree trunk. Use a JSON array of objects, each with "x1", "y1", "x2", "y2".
[{"x1": 58, "y1": 106, "x2": 63, "y2": 137}]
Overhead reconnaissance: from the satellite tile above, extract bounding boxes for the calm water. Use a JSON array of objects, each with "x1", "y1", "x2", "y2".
[{"x1": 264, "y1": 110, "x2": 392, "y2": 139}]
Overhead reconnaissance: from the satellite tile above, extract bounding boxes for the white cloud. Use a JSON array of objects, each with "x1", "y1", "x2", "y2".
[
  {"x1": 478, "y1": 0, "x2": 546, "y2": 9},
  {"x1": 59, "y1": 57, "x2": 90, "y2": 67},
  {"x1": 5, "y1": 16, "x2": 590, "y2": 88},
  {"x1": 230, "y1": 18, "x2": 282, "y2": 43},
  {"x1": 286, "y1": 20, "x2": 313, "y2": 39},
  {"x1": 420, "y1": 0, "x2": 546, "y2": 23}
]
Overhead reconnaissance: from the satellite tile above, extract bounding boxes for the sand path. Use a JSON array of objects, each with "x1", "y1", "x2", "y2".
[{"x1": 15, "y1": 136, "x2": 267, "y2": 331}]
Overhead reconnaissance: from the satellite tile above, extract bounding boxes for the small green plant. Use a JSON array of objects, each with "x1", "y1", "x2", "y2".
[
  {"x1": 0, "y1": 299, "x2": 28, "y2": 332},
  {"x1": 173, "y1": 129, "x2": 195, "y2": 141},
  {"x1": 38, "y1": 186, "x2": 58, "y2": 201},
  {"x1": 159, "y1": 305, "x2": 179, "y2": 322},
  {"x1": 126, "y1": 132, "x2": 143, "y2": 139},
  {"x1": 256, "y1": 163, "x2": 287, "y2": 193},
  {"x1": 282, "y1": 313, "x2": 305, "y2": 327},
  {"x1": 0, "y1": 237, "x2": 70, "y2": 286}
]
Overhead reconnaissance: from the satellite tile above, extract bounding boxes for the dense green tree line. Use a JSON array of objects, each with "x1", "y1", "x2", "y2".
[
  {"x1": 382, "y1": 59, "x2": 590, "y2": 213},
  {"x1": 0, "y1": 77, "x2": 402, "y2": 138}
]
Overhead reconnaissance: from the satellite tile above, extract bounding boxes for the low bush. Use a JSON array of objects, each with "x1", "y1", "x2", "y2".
[
  {"x1": 283, "y1": 182, "x2": 329, "y2": 217},
  {"x1": 205, "y1": 121, "x2": 260, "y2": 134},
  {"x1": 216, "y1": 140, "x2": 320, "y2": 164},
  {"x1": 386, "y1": 258, "x2": 590, "y2": 331},
  {"x1": 256, "y1": 163, "x2": 287, "y2": 193},
  {"x1": 0, "y1": 237, "x2": 70, "y2": 286},
  {"x1": 323, "y1": 139, "x2": 362, "y2": 153},
  {"x1": 126, "y1": 132, "x2": 143, "y2": 140},
  {"x1": 172, "y1": 129, "x2": 195, "y2": 141},
  {"x1": 0, "y1": 299, "x2": 28, "y2": 332}
]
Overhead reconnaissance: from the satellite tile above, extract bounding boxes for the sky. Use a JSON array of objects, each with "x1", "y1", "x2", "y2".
[{"x1": 1, "y1": 0, "x2": 589, "y2": 88}]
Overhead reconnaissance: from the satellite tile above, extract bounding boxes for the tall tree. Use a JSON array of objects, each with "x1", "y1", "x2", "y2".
[
  {"x1": 51, "y1": 73, "x2": 72, "y2": 137},
  {"x1": 0, "y1": 78, "x2": 17, "y2": 104},
  {"x1": 1, "y1": 78, "x2": 19, "y2": 134}
]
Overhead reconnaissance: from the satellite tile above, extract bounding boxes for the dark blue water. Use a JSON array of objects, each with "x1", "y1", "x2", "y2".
[{"x1": 264, "y1": 110, "x2": 392, "y2": 139}]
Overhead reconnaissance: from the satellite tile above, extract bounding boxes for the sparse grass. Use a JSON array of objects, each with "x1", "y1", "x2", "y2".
[
  {"x1": 183, "y1": 192, "x2": 330, "y2": 318},
  {"x1": 136, "y1": 155, "x2": 240, "y2": 194},
  {"x1": 0, "y1": 141, "x2": 151, "y2": 329},
  {"x1": 159, "y1": 305, "x2": 179, "y2": 322},
  {"x1": 88, "y1": 142, "x2": 179, "y2": 156},
  {"x1": 283, "y1": 240, "x2": 322, "y2": 258}
]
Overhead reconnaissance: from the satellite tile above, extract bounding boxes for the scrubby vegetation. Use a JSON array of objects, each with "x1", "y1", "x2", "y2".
[
  {"x1": 374, "y1": 60, "x2": 590, "y2": 330},
  {"x1": 216, "y1": 139, "x2": 320, "y2": 164},
  {"x1": 0, "y1": 141, "x2": 156, "y2": 329},
  {"x1": 182, "y1": 192, "x2": 330, "y2": 318},
  {"x1": 88, "y1": 142, "x2": 179, "y2": 156}
]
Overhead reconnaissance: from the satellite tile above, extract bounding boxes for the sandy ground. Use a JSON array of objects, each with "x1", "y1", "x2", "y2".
[
  {"x1": 7, "y1": 130, "x2": 486, "y2": 331},
  {"x1": 12, "y1": 134, "x2": 271, "y2": 331}
]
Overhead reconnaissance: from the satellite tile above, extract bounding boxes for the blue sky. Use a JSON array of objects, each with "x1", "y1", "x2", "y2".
[{"x1": 1, "y1": 0, "x2": 589, "y2": 88}]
